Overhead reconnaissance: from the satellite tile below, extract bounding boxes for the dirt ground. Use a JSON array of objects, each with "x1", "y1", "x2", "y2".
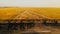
[{"x1": 0, "y1": 24, "x2": 60, "y2": 34}]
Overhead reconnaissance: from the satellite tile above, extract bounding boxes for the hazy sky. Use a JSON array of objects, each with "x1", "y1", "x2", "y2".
[{"x1": 0, "y1": 0, "x2": 60, "y2": 7}]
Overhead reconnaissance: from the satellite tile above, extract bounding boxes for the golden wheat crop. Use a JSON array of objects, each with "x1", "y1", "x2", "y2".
[{"x1": 0, "y1": 7, "x2": 60, "y2": 20}]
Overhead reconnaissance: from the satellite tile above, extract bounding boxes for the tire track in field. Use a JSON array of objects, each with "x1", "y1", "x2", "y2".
[
  {"x1": 9, "y1": 10, "x2": 26, "y2": 20},
  {"x1": 13, "y1": 10, "x2": 51, "y2": 20}
]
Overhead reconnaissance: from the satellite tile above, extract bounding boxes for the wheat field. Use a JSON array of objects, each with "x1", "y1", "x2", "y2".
[
  {"x1": 0, "y1": 7, "x2": 60, "y2": 20},
  {"x1": 0, "y1": 7, "x2": 60, "y2": 34}
]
